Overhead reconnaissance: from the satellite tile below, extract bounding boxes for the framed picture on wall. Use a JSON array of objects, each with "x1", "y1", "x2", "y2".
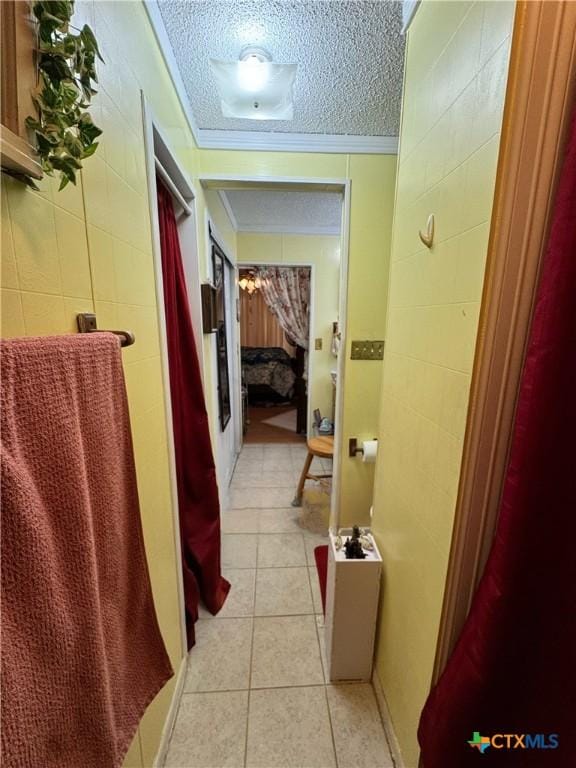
[{"x1": 212, "y1": 240, "x2": 231, "y2": 431}]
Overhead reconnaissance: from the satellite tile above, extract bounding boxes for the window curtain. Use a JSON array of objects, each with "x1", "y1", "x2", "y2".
[
  {"x1": 239, "y1": 287, "x2": 294, "y2": 355},
  {"x1": 257, "y1": 267, "x2": 310, "y2": 350},
  {"x1": 156, "y1": 181, "x2": 230, "y2": 649},
  {"x1": 418, "y1": 108, "x2": 576, "y2": 767}
]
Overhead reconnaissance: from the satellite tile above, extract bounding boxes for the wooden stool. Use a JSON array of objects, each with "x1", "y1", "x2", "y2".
[{"x1": 292, "y1": 436, "x2": 334, "y2": 507}]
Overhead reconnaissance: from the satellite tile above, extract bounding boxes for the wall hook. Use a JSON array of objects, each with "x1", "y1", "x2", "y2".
[{"x1": 419, "y1": 214, "x2": 435, "y2": 248}]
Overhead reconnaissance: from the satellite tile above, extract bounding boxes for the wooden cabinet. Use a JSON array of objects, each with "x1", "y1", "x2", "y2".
[{"x1": 1, "y1": 1, "x2": 42, "y2": 179}]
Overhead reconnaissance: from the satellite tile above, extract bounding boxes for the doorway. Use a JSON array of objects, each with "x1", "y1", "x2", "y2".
[
  {"x1": 208, "y1": 226, "x2": 242, "y2": 491},
  {"x1": 239, "y1": 264, "x2": 310, "y2": 444},
  {"x1": 200, "y1": 178, "x2": 347, "y2": 521}
]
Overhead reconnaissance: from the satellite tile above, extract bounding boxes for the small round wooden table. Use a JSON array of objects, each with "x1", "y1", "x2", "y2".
[{"x1": 292, "y1": 436, "x2": 334, "y2": 507}]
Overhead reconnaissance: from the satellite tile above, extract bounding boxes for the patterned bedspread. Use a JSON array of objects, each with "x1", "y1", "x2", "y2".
[{"x1": 241, "y1": 347, "x2": 296, "y2": 399}]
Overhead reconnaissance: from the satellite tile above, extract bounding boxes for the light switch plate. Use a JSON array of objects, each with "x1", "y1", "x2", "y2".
[
  {"x1": 350, "y1": 340, "x2": 384, "y2": 360},
  {"x1": 315, "y1": 338, "x2": 323, "y2": 350}
]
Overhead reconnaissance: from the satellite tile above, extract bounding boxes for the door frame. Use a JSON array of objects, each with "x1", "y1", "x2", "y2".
[
  {"x1": 204, "y1": 217, "x2": 243, "y2": 489},
  {"x1": 431, "y1": 0, "x2": 576, "y2": 685},
  {"x1": 199, "y1": 175, "x2": 350, "y2": 529},
  {"x1": 142, "y1": 94, "x2": 201, "y2": 660},
  {"x1": 236, "y1": 259, "x2": 316, "y2": 439}
]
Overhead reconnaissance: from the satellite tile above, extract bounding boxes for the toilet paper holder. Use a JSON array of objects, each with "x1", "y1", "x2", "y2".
[{"x1": 349, "y1": 437, "x2": 377, "y2": 458}]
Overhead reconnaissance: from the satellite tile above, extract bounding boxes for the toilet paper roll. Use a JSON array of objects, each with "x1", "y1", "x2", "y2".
[{"x1": 362, "y1": 440, "x2": 378, "y2": 463}]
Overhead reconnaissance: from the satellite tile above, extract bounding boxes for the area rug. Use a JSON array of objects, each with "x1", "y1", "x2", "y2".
[
  {"x1": 261, "y1": 408, "x2": 297, "y2": 432},
  {"x1": 298, "y1": 487, "x2": 331, "y2": 534},
  {"x1": 314, "y1": 545, "x2": 329, "y2": 615}
]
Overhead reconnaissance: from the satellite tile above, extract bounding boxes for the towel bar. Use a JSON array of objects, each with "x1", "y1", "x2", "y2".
[{"x1": 76, "y1": 313, "x2": 135, "y2": 348}]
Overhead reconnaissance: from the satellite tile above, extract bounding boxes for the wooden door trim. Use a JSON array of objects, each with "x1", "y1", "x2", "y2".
[{"x1": 432, "y1": 0, "x2": 576, "y2": 683}]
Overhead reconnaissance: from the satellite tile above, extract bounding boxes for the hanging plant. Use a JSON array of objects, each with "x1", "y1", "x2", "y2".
[{"x1": 23, "y1": 0, "x2": 104, "y2": 190}]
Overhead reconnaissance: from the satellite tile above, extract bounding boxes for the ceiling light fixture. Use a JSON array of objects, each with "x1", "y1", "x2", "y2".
[{"x1": 210, "y1": 46, "x2": 297, "y2": 121}]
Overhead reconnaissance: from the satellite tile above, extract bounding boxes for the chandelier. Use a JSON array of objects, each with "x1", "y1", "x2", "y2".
[{"x1": 239, "y1": 270, "x2": 261, "y2": 295}]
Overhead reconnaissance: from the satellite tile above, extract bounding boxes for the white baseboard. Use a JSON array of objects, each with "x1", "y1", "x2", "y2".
[
  {"x1": 153, "y1": 656, "x2": 187, "y2": 768},
  {"x1": 372, "y1": 670, "x2": 405, "y2": 768}
]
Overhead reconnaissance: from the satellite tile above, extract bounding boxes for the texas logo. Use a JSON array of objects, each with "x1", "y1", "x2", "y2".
[{"x1": 468, "y1": 732, "x2": 559, "y2": 753}]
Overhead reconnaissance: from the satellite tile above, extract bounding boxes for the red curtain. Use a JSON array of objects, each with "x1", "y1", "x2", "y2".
[
  {"x1": 156, "y1": 181, "x2": 229, "y2": 648},
  {"x1": 418, "y1": 107, "x2": 576, "y2": 766}
]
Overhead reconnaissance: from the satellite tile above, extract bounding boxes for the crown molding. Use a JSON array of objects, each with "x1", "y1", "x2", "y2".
[
  {"x1": 217, "y1": 190, "x2": 239, "y2": 231},
  {"x1": 196, "y1": 129, "x2": 398, "y2": 155},
  {"x1": 402, "y1": 0, "x2": 421, "y2": 33},
  {"x1": 144, "y1": 1, "x2": 399, "y2": 156},
  {"x1": 237, "y1": 223, "x2": 341, "y2": 236},
  {"x1": 144, "y1": 0, "x2": 201, "y2": 142}
]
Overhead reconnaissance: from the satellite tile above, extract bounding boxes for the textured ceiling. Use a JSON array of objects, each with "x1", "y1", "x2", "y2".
[
  {"x1": 222, "y1": 189, "x2": 343, "y2": 233},
  {"x1": 157, "y1": 0, "x2": 405, "y2": 137}
]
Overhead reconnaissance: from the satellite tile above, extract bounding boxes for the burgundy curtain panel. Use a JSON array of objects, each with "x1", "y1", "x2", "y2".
[
  {"x1": 418, "y1": 109, "x2": 576, "y2": 766},
  {"x1": 156, "y1": 181, "x2": 229, "y2": 648}
]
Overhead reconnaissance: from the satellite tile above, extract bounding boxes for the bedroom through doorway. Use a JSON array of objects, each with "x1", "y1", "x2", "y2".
[
  {"x1": 239, "y1": 265, "x2": 310, "y2": 445},
  {"x1": 202, "y1": 179, "x2": 345, "y2": 516}
]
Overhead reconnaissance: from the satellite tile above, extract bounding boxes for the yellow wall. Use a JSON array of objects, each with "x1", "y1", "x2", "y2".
[
  {"x1": 198, "y1": 152, "x2": 397, "y2": 522},
  {"x1": 0, "y1": 1, "x2": 196, "y2": 764},
  {"x1": 1, "y1": 0, "x2": 396, "y2": 762},
  {"x1": 237, "y1": 232, "x2": 341, "y2": 422},
  {"x1": 371, "y1": 1, "x2": 515, "y2": 765}
]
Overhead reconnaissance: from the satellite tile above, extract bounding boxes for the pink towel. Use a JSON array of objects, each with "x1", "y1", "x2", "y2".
[{"x1": 1, "y1": 335, "x2": 173, "y2": 768}]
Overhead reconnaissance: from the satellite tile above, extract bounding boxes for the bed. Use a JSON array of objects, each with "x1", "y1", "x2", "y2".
[{"x1": 241, "y1": 346, "x2": 296, "y2": 403}]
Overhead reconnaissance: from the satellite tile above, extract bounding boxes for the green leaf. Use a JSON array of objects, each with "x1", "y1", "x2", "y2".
[
  {"x1": 28, "y1": 0, "x2": 103, "y2": 193},
  {"x1": 81, "y1": 141, "x2": 99, "y2": 158},
  {"x1": 25, "y1": 116, "x2": 42, "y2": 130},
  {"x1": 40, "y1": 54, "x2": 75, "y2": 82},
  {"x1": 64, "y1": 133, "x2": 84, "y2": 157},
  {"x1": 80, "y1": 24, "x2": 104, "y2": 62},
  {"x1": 34, "y1": 1, "x2": 73, "y2": 24}
]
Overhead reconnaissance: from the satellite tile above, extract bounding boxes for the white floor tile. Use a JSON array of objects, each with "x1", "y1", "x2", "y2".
[
  {"x1": 197, "y1": 569, "x2": 256, "y2": 620},
  {"x1": 258, "y1": 507, "x2": 302, "y2": 534},
  {"x1": 304, "y1": 533, "x2": 329, "y2": 567},
  {"x1": 308, "y1": 566, "x2": 324, "y2": 615},
  {"x1": 251, "y1": 615, "x2": 324, "y2": 688},
  {"x1": 221, "y1": 509, "x2": 260, "y2": 534},
  {"x1": 165, "y1": 691, "x2": 248, "y2": 768},
  {"x1": 184, "y1": 618, "x2": 252, "y2": 692},
  {"x1": 246, "y1": 686, "x2": 336, "y2": 768},
  {"x1": 254, "y1": 567, "x2": 313, "y2": 616},
  {"x1": 326, "y1": 684, "x2": 394, "y2": 767},
  {"x1": 233, "y1": 457, "x2": 264, "y2": 475},
  {"x1": 257, "y1": 533, "x2": 306, "y2": 568},
  {"x1": 221, "y1": 534, "x2": 258, "y2": 569},
  {"x1": 316, "y1": 615, "x2": 330, "y2": 684},
  {"x1": 262, "y1": 455, "x2": 295, "y2": 471},
  {"x1": 232, "y1": 470, "x2": 296, "y2": 488},
  {"x1": 230, "y1": 487, "x2": 296, "y2": 509}
]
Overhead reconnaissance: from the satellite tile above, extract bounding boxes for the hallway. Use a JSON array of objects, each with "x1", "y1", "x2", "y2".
[{"x1": 164, "y1": 443, "x2": 393, "y2": 768}]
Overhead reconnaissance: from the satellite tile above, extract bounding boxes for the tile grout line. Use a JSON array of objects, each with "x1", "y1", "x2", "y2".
[
  {"x1": 323, "y1": 682, "x2": 340, "y2": 768},
  {"x1": 161, "y1": 652, "x2": 189, "y2": 767},
  {"x1": 311, "y1": 580, "x2": 339, "y2": 768},
  {"x1": 179, "y1": 679, "x2": 361, "y2": 694},
  {"x1": 228, "y1": 451, "x2": 255, "y2": 768},
  {"x1": 242, "y1": 516, "x2": 259, "y2": 768}
]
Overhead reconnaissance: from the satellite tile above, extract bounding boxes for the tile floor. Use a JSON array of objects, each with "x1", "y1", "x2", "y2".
[{"x1": 164, "y1": 443, "x2": 393, "y2": 768}]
